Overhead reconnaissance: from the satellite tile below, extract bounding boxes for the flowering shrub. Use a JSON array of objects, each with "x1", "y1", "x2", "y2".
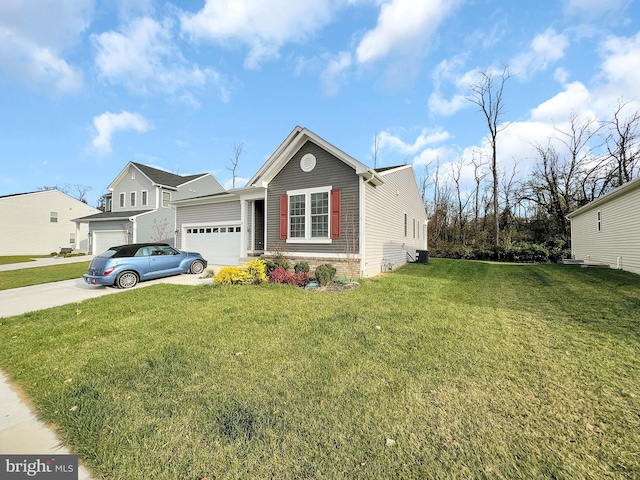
[
  {"x1": 269, "y1": 267, "x2": 311, "y2": 287},
  {"x1": 214, "y1": 267, "x2": 251, "y2": 285},
  {"x1": 269, "y1": 267, "x2": 295, "y2": 285},
  {"x1": 214, "y1": 259, "x2": 268, "y2": 286},
  {"x1": 244, "y1": 259, "x2": 268, "y2": 285}
]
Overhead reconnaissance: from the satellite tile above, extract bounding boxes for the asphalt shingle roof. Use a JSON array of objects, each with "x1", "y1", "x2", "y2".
[{"x1": 132, "y1": 162, "x2": 206, "y2": 187}]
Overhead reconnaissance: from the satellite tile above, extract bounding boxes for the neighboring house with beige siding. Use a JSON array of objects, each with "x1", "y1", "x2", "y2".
[
  {"x1": 567, "y1": 176, "x2": 640, "y2": 275},
  {"x1": 0, "y1": 190, "x2": 99, "y2": 255},
  {"x1": 173, "y1": 126, "x2": 428, "y2": 276},
  {"x1": 74, "y1": 162, "x2": 224, "y2": 254}
]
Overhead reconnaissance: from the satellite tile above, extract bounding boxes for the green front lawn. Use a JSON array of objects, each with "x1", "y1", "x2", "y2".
[
  {"x1": 0, "y1": 262, "x2": 90, "y2": 291},
  {"x1": 0, "y1": 255, "x2": 48, "y2": 265},
  {"x1": 0, "y1": 259, "x2": 639, "y2": 479}
]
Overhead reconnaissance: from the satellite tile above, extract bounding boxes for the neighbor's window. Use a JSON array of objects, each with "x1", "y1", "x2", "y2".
[
  {"x1": 404, "y1": 213, "x2": 407, "y2": 237},
  {"x1": 69, "y1": 233, "x2": 76, "y2": 244},
  {"x1": 597, "y1": 210, "x2": 601, "y2": 232},
  {"x1": 50, "y1": 212, "x2": 58, "y2": 223},
  {"x1": 141, "y1": 190, "x2": 148, "y2": 206},
  {"x1": 119, "y1": 193, "x2": 125, "y2": 208},
  {"x1": 287, "y1": 187, "x2": 330, "y2": 241},
  {"x1": 130, "y1": 192, "x2": 136, "y2": 207},
  {"x1": 162, "y1": 191, "x2": 171, "y2": 207}
]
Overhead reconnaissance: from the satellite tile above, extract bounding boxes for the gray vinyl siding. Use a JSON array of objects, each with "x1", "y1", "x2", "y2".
[
  {"x1": 364, "y1": 166, "x2": 428, "y2": 277},
  {"x1": 266, "y1": 140, "x2": 359, "y2": 255},
  {"x1": 112, "y1": 165, "x2": 156, "y2": 211},
  {"x1": 174, "y1": 175, "x2": 225, "y2": 201},
  {"x1": 134, "y1": 209, "x2": 177, "y2": 246},
  {"x1": 570, "y1": 181, "x2": 640, "y2": 275},
  {"x1": 175, "y1": 201, "x2": 241, "y2": 249}
]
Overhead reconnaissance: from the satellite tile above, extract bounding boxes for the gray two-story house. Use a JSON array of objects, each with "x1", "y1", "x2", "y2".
[{"x1": 75, "y1": 162, "x2": 224, "y2": 254}]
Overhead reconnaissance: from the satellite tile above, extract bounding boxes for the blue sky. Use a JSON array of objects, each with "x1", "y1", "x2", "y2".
[{"x1": 1, "y1": 0, "x2": 639, "y2": 207}]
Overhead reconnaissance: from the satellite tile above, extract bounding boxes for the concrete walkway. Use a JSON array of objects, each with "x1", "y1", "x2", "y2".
[{"x1": 0, "y1": 256, "x2": 217, "y2": 479}]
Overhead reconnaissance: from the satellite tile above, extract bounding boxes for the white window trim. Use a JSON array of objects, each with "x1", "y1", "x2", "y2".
[
  {"x1": 119, "y1": 193, "x2": 125, "y2": 208},
  {"x1": 286, "y1": 185, "x2": 333, "y2": 244},
  {"x1": 141, "y1": 190, "x2": 148, "y2": 207},
  {"x1": 162, "y1": 191, "x2": 171, "y2": 208}
]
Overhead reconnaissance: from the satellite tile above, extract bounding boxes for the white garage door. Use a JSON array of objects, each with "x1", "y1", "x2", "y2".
[
  {"x1": 183, "y1": 225, "x2": 241, "y2": 265},
  {"x1": 93, "y1": 231, "x2": 127, "y2": 255}
]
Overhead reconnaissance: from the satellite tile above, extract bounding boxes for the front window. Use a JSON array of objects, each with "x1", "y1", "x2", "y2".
[
  {"x1": 162, "y1": 191, "x2": 171, "y2": 207},
  {"x1": 119, "y1": 193, "x2": 125, "y2": 208},
  {"x1": 50, "y1": 212, "x2": 58, "y2": 223},
  {"x1": 289, "y1": 194, "x2": 306, "y2": 238},
  {"x1": 311, "y1": 192, "x2": 329, "y2": 237},
  {"x1": 287, "y1": 187, "x2": 331, "y2": 242},
  {"x1": 141, "y1": 190, "x2": 148, "y2": 206},
  {"x1": 130, "y1": 192, "x2": 136, "y2": 207}
]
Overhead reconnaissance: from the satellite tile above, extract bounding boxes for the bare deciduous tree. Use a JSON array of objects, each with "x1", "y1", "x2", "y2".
[
  {"x1": 37, "y1": 184, "x2": 93, "y2": 204},
  {"x1": 466, "y1": 66, "x2": 513, "y2": 247},
  {"x1": 227, "y1": 142, "x2": 245, "y2": 189}
]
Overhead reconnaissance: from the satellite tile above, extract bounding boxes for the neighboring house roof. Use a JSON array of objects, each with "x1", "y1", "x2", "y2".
[
  {"x1": 73, "y1": 209, "x2": 154, "y2": 222},
  {"x1": 108, "y1": 162, "x2": 209, "y2": 191},
  {"x1": 246, "y1": 126, "x2": 384, "y2": 188},
  {"x1": 567, "y1": 176, "x2": 640, "y2": 219},
  {"x1": 171, "y1": 191, "x2": 236, "y2": 206},
  {"x1": 0, "y1": 191, "x2": 41, "y2": 199}
]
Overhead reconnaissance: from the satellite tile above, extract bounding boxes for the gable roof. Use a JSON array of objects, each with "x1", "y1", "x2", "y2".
[
  {"x1": 567, "y1": 176, "x2": 640, "y2": 219},
  {"x1": 73, "y1": 209, "x2": 154, "y2": 222},
  {"x1": 246, "y1": 126, "x2": 384, "y2": 188},
  {"x1": 108, "y1": 162, "x2": 209, "y2": 191}
]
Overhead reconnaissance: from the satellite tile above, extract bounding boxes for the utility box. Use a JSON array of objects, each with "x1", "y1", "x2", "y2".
[{"x1": 417, "y1": 250, "x2": 429, "y2": 264}]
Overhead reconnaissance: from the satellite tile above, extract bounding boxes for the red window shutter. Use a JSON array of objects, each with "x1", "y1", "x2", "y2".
[
  {"x1": 330, "y1": 189, "x2": 341, "y2": 239},
  {"x1": 279, "y1": 194, "x2": 288, "y2": 239}
]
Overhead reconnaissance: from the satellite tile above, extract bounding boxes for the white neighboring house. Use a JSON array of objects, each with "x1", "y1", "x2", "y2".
[
  {"x1": 74, "y1": 162, "x2": 225, "y2": 255},
  {"x1": 0, "y1": 190, "x2": 99, "y2": 255},
  {"x1": 567, "y1": 176, "x2": 640, "y2": 275}
]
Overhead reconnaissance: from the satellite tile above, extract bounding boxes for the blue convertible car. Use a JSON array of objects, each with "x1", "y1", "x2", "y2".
[{"x1": 83, "y1": 243, "x2": 207, "y2": 288}]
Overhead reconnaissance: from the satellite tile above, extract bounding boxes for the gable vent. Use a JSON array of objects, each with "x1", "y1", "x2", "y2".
[{"x1": 300, "y1": 153, "x2": 316, "y2": 172}]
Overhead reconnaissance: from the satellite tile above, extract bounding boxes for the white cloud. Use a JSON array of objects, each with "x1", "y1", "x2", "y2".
[
  {"x1": 596, "y1": 31, "x2": 640, "y2": 103},
  {"x1": 530, "y1": 81, "x2": 592, "y2": 123},
  {"x1": 181, "y1": 0, "x2": 337, "y2": 69},
  {"x1": 563, "y1": 0, "x2": 626, "y2": 18},
  {"x1": 378, "y1": 128, "x2": 451, "y2": 155},
  {"x1": 510, "y1": 28, "x2": 569, "y2": 80},
  {"x1": 320, "y1": 51, "x2": 352, "y2": 96},
  {"x1": 428, "y1": 92, "x2": 469, "y2": 117},
  {"x1": 93, "y1": 16, "x2": 227, "y2": 101},
  {"x1": 92, "y1": 111, "x2": 152, "y2": 154},
  {"x1": 0, "y1": 0, "x2": 92, "y2": 94},
  {"x1": 355, "y1": 0, "x2": 458, "y2": 65}
]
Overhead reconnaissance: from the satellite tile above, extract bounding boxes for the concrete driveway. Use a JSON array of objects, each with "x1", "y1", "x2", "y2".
[{"x1": 0, "y1": 256, "x2": 216, "y2": 318}]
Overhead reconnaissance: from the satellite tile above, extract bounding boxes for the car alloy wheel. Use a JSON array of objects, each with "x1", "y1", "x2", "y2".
[
  {"x1": 190, "y1": 260, "x2": 205, "y2": 274},
  {"x1": 116, "y1": 271, "x2": 138, "y2": 288}
]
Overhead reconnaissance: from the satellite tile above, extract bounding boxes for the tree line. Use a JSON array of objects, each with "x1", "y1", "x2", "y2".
[{"x1": 420, "y1": 68, "x2": 639, "y2": 261}]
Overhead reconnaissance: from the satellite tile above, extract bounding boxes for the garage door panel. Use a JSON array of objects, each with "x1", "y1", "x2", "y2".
[
  {"x1": 93, "y1": 231, "x2": 127, "y2": 255},
  {"x1": 183, "y1": 225, "x2": 241, "y2": 265}
]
